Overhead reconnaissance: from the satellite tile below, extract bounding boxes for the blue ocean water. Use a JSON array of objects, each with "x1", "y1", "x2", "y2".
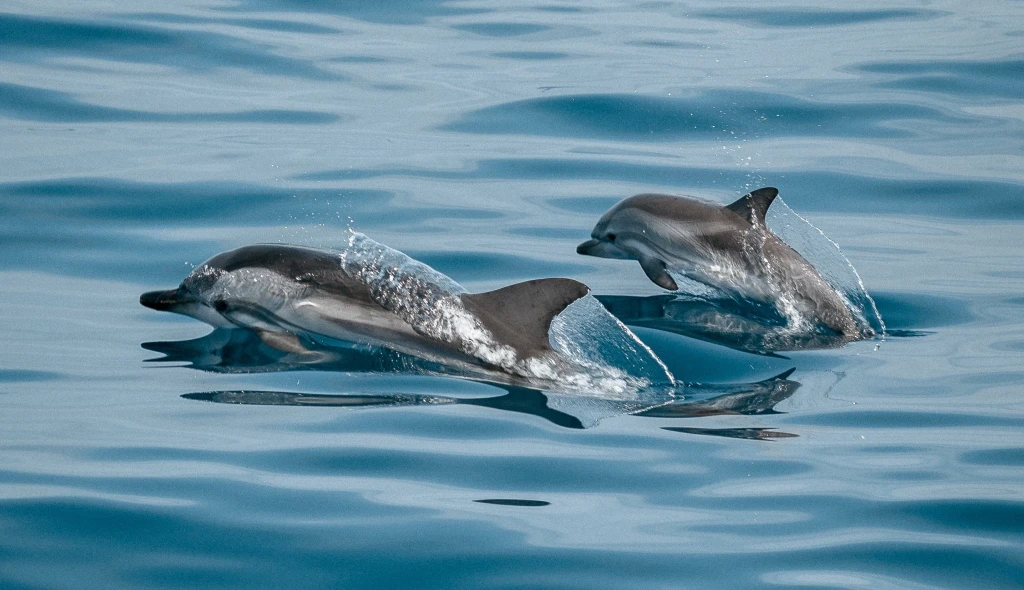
[{"x1": 2, "y1": 1, "x2": 1023, "y2": 588}]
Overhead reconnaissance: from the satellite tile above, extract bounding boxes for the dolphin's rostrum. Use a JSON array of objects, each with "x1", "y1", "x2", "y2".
[{"x1": 577, "y1": 187, "x2": 871, "y2": 338}]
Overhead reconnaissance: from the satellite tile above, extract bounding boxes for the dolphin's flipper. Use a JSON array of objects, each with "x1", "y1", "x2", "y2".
[
  {"x1": 460, "y1": 278, "x2": 590, "y2": 358},
  {"x1": 255, "y1": 329, "x2": 313, "y2": 355},
  {"x1": 638, "y1": 255, "x2": 679, "y2": 291},
  {"x1": 726, "y1": 187, "x2": 779, "y2": 225}
]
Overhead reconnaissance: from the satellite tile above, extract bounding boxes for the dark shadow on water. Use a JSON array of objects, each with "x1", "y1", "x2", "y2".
[
  {"x1": 147, "y1": 328, "x2": 800, "y2": 437},
  {"x1": 871, "y1": 291, "x2": 973, "y2": 330},
  {"x1": 474, "y1": 499, "x2": 550, "y2": 507}
]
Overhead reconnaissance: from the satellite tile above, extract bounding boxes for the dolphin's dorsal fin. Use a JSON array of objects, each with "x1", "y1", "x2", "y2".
[
  {"x1": 460, "y1": 279, "x2": 590, "y2": 360},
  {"x1": 725, "y1": 187, "x2": 779, "y2": 225}
]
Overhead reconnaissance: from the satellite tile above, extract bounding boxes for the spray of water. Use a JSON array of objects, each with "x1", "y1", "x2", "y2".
[
  {"x1": 765, "y1": 197, "x2": 886, "y2": 339},
  {"x1": 335, "y1": 230, "x2": 675, "y2": 400}
]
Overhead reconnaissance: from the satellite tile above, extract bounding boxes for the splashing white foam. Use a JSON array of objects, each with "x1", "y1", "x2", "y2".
[
  {"x1": 661, "y1": 195, "x2": 883, "y2": 342},
  {"x1": 336, "y1": 231, "x2": 674, "y2": 400},
  {"x1": 765, "y1": 198, "x2": 885, "y2": 337}
]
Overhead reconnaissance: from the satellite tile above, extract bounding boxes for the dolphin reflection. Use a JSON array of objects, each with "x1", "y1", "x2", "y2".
[
  {"x1": 145, "y1": 328, "x2": 800, "y2": 437},
  {"x1": 597, "y1": 293, "x2": 859, "y2": 354}
]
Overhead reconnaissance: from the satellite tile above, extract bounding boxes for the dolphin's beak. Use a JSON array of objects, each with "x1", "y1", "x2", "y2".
[
  {"x1": 140, "y1": 288, "x2": 190, "y2": 311},
  {"x1": 576, "y1": 239, "x2": 601, "y2": 256},
  {"x1": 577, "y1": 238, "x2": 633, "y2": 260}
]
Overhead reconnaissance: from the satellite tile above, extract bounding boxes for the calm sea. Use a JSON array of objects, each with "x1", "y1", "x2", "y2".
[{"x1": 2, "y1": 1, "x2": 1022, "y2": 588}]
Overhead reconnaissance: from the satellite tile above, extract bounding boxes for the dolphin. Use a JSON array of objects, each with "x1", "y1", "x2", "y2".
[
  {"x1": 140, "y1": 233, "x2": 592, "y2": 383},
  {"x1": 577, "y1": 187, "x2": 867, "y2": 337}
]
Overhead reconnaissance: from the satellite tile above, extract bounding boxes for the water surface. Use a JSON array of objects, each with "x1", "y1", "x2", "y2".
[{"x1": 1, "y1": 1, "x2": 1023, "y2": 588}]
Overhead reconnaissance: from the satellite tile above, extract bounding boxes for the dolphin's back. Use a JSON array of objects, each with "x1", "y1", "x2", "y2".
[
  {"x1": 619, "y1": 193, "x2": 726, "y2": 220},
  {"x1": 612, "y1": 194, "x2": 746, "y2": 242},
  {"x1": 203, "y1": 244, "x2": 375, "y2": 304}
]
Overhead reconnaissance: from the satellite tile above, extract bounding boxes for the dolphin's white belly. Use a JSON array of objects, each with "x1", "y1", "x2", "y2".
[{"x1": 285, "y1": 296, "x2": 425, "y2": 349}]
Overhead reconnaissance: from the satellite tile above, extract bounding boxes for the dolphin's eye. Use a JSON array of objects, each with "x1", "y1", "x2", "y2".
[
  {"x1": 607, "y1": 233, "x2": 616, "y2": 242},
  {"x1": 213, "y1": 300, "x2": 228, "y2": 312}
]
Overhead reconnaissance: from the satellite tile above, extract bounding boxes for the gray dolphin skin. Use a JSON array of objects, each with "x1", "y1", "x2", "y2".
[
  {"x1": 141, "y1": 237, "x2": 590, "y2": 380},
  {"x1": 577, "y1": 187, "x2": 866, "y2": 337}
]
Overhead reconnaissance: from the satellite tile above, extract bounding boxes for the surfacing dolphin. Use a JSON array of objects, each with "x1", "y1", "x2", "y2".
[
  {"x1": 577, "y1": 187, "x2": 871, "y2": 339},
  {"x1": 140, "y1": 231, "x2": 671, "y2": 397}
]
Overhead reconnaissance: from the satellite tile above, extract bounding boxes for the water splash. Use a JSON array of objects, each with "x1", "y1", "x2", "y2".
[
  {"x1": 336, "y1": 230, "x2": 674, "y2": 400},
  {"x1": 645, "y1": 193, "x2": 883, "y2": 352},
  {"x1": 549, "y1": 294, "x2": 676, "y2": 397},
  {"x1": 766, "y1": 197, "x2": 886, "y2": 337}
]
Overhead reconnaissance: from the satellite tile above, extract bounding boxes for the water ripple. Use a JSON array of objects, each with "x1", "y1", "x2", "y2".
[
  {"x1": 960, "y1": 448, "x2": 1024, "y2": 468},
  {"x1": 3, "y1": 1, "x2": 1024, "y2": 588},
  {"x1": 133, "y1": 12, "x2": 342, "y2": 35},
  {"x1": 0, "y1": 369, "x2": 63, "y2": 383},
  {"x1": 490, "y1": 51, "x2": 569, "y2": 61},
  {"x1": 693, "y1": 8, "x2": 944, "y2": 28},
  {"x1": 228, "y1": 0, "x2": 487, "y2": 25},
  {"x1": 0, "y1": 178, "x2": 387, "y2": 224},
  {"x1": 454, "y1": 23, "x2": 550, "y2": 37},
  {"x1": 0, "y1": 12, "x2": 339, "y2": 79},
  {"x1": 857, "y1": 58, "x2": 1024, "y2": 100},
  {"x1": 297, "y1": 158, "x2": 1024, "y2": 219},
  {"x1": 440, "y1": 91, "x2": 951, "y2": 141},
  {"x1": 786, "y1": 411, "x2": 1024, "y2": 429},
  {"x1": 0, "y1": 82, "x2": 339, "y2": 124}
]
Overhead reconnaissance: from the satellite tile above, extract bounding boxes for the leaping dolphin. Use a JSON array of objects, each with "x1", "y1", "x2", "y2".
[
  {"x1": 577, "y1": 187, "x2": 868, "y2": 337},
  {"x1": 141, "y1": 232, "x2": 594, "y2": 384}
]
